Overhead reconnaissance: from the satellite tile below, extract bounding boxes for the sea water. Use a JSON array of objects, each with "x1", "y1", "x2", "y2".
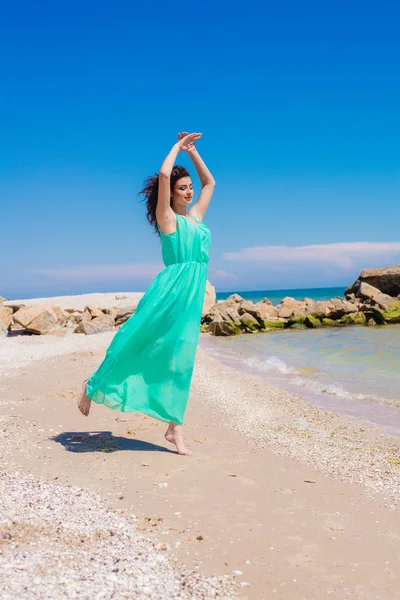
[{"x1": 203, "y1": 288, "x2": 400, "y2": 434}]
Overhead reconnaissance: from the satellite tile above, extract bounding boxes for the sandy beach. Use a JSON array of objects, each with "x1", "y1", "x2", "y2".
[{"x1": 1, "y1": 297, "x2": 399, "y2": 599}]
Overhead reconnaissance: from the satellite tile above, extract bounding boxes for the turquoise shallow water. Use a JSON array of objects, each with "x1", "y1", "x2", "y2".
[{"x1": 203, "y1": 287, "x2": 400, "y2": 434}]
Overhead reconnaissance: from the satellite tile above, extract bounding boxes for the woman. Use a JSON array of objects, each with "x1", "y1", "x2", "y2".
[{"x1": 78, "y1": 132, "x2": 215, "y2": 456}]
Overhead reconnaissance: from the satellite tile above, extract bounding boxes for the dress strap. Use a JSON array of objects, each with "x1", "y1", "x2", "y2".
[{"x1": 187, "y1": 213, "x2": 201, "y2": 224}]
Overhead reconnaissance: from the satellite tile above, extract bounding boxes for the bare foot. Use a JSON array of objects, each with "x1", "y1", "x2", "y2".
[
  {"x1": 77, "y1": 380, "x2": 91, "y2": 416},
  {"x1": 165, "y1": 423, "x2": 192, "y2": 456}
]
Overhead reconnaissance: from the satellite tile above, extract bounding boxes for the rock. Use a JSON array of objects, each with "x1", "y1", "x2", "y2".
[
  {"x1": 102, "y1": 307, "x2": 117, "y2": 317},
  {"x1": 346, "y1": 264, "x2": 400, "y2": 297},
  {"x1": 51, "y1": 306, "x2": 69, "y2": 326},
  {"x1": 382, "y1": 301, "x2": 400, "y2": 323},
  {"x1": 225, "y1": 293, "x2": 245, "y2": 304},
  {"x1": 69, "y1": 311, "x2": 83, "y2": 323},
  {"x1": 261, "y1": 297, "x2": 273, "y2": 306},
  {"x1": 81, "y1": 309, "x2": 92, "y2": 322},
  {"x1": 0, "y1": 306, "x2": 13, "y2": 335},
  {"x1": 85, "y1": 305, "x2": 104, "y2": 319},
  {"x1": 209, "y1": 319, "x2": 240, "y2": 336},
  {"x1": 237, "y1": 300, "x2": 256, "y2": 314},
  {"x1": 321, "y1": 318, "x2": 341, "y2": 327},
  {"x1": 74, "y1": 314, "x2": 115, "y2": 334},
  {"x1": 239, "y1": 312, "x2": 259, "y2": 331},
  {"x1": 217, "y1": 304, "x2": 241, "y2": 324},
  {"x1": 114, "y1": 306, "x2": 136, "y2": 326},
  {"x1": 263, "y1": 320, "x2": 286, "y2": 329},
  {"x1": 340, "y1": 312, "x2": 367, "y2": 325},
  {"x1": 357, "y1": 282, "x2": 397, "y2": 310},
  {"x1": 345, "y1": 293, "x2": 361, "y2": 304},
  {"x1": 28, "y1": 308, "x2": 59, "y2": 335},
  {"x1": 327, "y1": 298, "x2": 358, "y2": 320},
  {"x1": 13, "y1": 305, "x2": 59, "y2": 334},
  {"x1": 0, "y1": 296, "x2": 6, "y2": 304},
  {"x1": 305, "y1": 315, "x2": 322, "y2": 328},
  {"x1": 203, "y1": 300, "x2": 241, "y2": 325},
  {"x1": 276, "y1": 297, "x2": 307, "y2": 319},
  {"x1": 359, "y1": 304, "x2": 385, "y2": 325},
  {"x1": 202, "y1": 280, "x2": 217, "y2": 316},
  {"x1": 13, "y1": 305, "x2": 44, "y2": 328},
  {"x1": 4, "y1": 303, "x2": 25, "y2": 313},
  {"x1": 307, "y1": 299, "x2": 335, "y2": 318},
  {"x1": 239, "y1": 300, "x2": 278, "y2": 324},
  {"x1": 203, "y1": 300, "x2": 243, "y2": 335}
]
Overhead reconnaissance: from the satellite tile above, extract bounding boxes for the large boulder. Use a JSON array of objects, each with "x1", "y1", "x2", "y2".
[
  {"x1": 209, "y1": 316, "x2": 240, "y2": 336},
  {"x1": 13, "y1": 305, "x2": 59, "y2": 334},
  {"x1": 27, "y1": 308, "x2": 59, "y2": 335},
  {"x1": 74, "y1": 314, "x2": 115, "y2": 335},
  {"x1": 0, "y1": 296, "x2": 6, "y2": 304},
  {"x1": 303, "y1": 298, "x2": 335, "y2": 318},
  {"x1": 202, "y1": 280, "x2": 217, "y2": 316},
  {"x1": 276, "y1": 297, "x2": 308, "y2": 319},
  {"x1": 0, "y1": 306, "x2": 13, "y2": 335},
  {"x1": 326, "y1": 298, "x2": 358, "y2": 320},
  {"x1": 238, "y1": 300, "x2": 279, "y2": 325},
  {"x1": 204, "y1": 299, "x2": 237, "y2": 322},
  {"x1": 239, "y1": 311, "x2": 259, "y2": 331},
  {"x1": 346, "y1": 265, "x2": 400, "y2": 297},
  {"x1": 13, "y1": 305, "x2": 44, "y2": 328},
  {"x1": 357, "y1": 282, "x2": 397, "y2": 310}
]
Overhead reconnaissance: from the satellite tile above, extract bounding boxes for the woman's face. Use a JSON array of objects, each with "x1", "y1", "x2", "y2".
[{"x1": 171, "y1": 177, "x2": 193, "y2": 208}]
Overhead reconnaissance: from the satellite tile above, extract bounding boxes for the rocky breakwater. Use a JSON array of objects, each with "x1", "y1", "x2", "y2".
[
  {"x1": 0, "y1": 282, "x2": 216, "y2": 337},
  {"x1": 201, "y1": 264, "x2": 400, "y2": 336}
]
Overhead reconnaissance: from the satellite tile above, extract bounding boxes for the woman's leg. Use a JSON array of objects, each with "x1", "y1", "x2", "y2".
[
  {"x1": 77, "y1": 380, "x2": 92, "y2": 416},
  {"x1": 165, "y1": 422, "x2": 192, "y2": 456}
]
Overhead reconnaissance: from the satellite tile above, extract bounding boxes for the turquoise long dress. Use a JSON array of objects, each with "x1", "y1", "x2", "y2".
[{"x1": 86, "y1": 213, "x2": 211, "y2": 425}]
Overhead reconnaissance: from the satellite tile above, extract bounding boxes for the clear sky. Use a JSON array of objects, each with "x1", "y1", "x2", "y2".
[{"x1": 1, "y1": 0, "x2": 399, "y2": 298}]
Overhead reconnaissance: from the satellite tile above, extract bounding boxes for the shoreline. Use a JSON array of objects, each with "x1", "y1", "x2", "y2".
[{"x1": 199, "y1": 332, "x2": 400, "y2": 437}]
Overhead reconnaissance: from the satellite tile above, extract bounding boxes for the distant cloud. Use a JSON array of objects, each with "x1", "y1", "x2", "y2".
[
  {"x1": 210, "y1": 269, "x2": 239, "y2": 282},
  {"x1": 29, "y1": 263, "x2": 163, "y2": 282},
  {"x1": 224, "y1": 242, "x2": 400, "y2": 271}
]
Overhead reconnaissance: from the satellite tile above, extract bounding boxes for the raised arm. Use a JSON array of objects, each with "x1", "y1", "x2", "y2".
[
  {"x1": 157, "y1": 133, "x2": 202, "y2": 235},
  {"x1": 178, "y1": 132, "x2": 216, "y2": 221}
]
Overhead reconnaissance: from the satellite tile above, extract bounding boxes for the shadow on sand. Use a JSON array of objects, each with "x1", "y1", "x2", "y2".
[{"x1": 51, "y1": 431, "x2": 174, "y2": 454}]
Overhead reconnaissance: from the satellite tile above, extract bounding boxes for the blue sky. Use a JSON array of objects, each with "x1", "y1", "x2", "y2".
[{"x1": 1, "y1": 0, "x2": 399, "y2": 298}]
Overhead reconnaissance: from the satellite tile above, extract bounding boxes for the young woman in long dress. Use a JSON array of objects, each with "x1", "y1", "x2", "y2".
[{"x1": 78, "y1": 132, "x2": 215, "y2": 455}]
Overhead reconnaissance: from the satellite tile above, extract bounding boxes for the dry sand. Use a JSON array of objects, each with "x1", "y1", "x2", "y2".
[
  {"x1": 4, "y1": 292, "x2": 144, "y2": 311},
  {"x1": 1, "y1": 311, "x2": 399, "y2": 598}
]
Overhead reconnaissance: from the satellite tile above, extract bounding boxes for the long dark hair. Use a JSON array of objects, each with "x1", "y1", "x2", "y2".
[{"x1": 139, "y1": 165, "x2": 190, "y2": 236}]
